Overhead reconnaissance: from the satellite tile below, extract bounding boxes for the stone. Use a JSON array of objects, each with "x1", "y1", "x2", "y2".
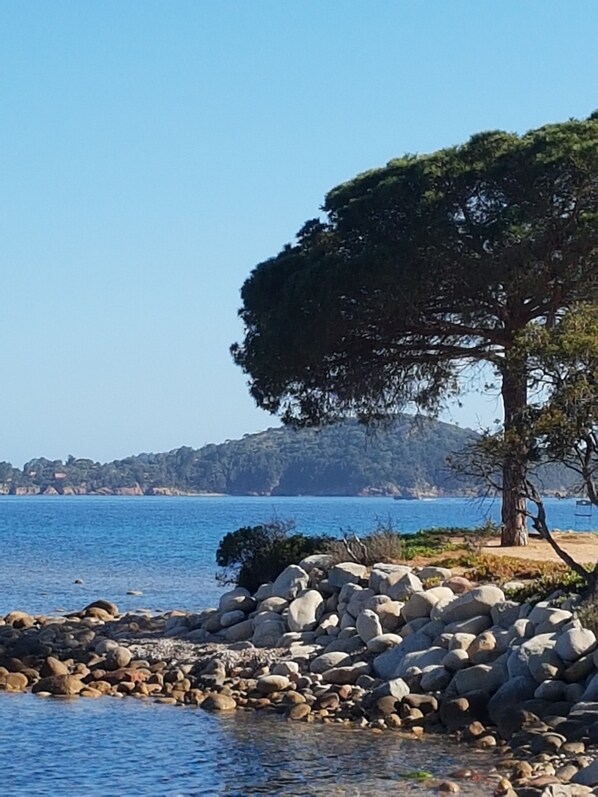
[
  {"x1": 382, "y1": 572, "x2": 423, "y2": 601},
  {"x1": 4, "y1": 672, "x2": 28, "y2": 691},
  {"x1": 444, "y1": 615, "x2": 492, "y2": 636},
  {"x1": 454, "y1": 662, "x2": 506, "y2": 696},
  {"x1": 563, "y1": 655, "x2": 594, "y2": 683},
  {"x1": 254, "y1": 583, "x2": 273, "y2": 601},
  {"x1": 535, "y1": 680, "x2": 567, "y2": 702},
  {"x1": 375, "y1": 601, "x2": 404, "y2": 632},
  {"x1": 373, "y1": 630, "x2": 432, "y2": 679},
  {"x1": 322, "y1": 661, "x2": 370, "y2": 685},
  {"x1": 448, "y1": 633, "x2": 476, "y2": 651},
  {"x1": 338, "y1": 581, "x2": 363, "y2": 604},
  {"x1": 324, "y1": 635, "x2": 366, "y2": 655},
  {"x1": 507, "y1": 633, "x2": 557, "y2": 678},
  {"x1": 508, "y1": 618, "x2": 535, "y2": 642},
  {"x1": 376, "y1": 695, "x2": 399, "y2": 716},
  {"x1": 443, "y1": 649, "x2": 470, "y2": 672},
  {"x1": 328, "y1": 563, "x2": 367, "y2": 589},
  {"x1": 257, "y1": 674, "x2": 291, "y2": 694},
  {"x1": 272, "y1": 661, "x2": 299, "y2": 677},
  {"x1": 565, "y1": 683, "x2": 585, "y2": 704},
  {"x1": 271, "y1": 565, "x2": 310, "y2": 600},
  {"x1": 84, "y1": 600, "x2": 118, "y2": 616},
  {"x1": 527, "y1": 600, "x2": 573, "y2": 634},
  {"x1": 310, "y1": 651, "x2": 352, "y2": 674},
  {"x1": 487, "y1": 675, "x2": 538, "y2": 725},
  {"x1": 95, "y1": 638, "x2": 120, "y2": 655},
  {"x1": 219, "y1": 587, "x2": 252, "y2": 614},
  {"x1": 4, "y1": 611, "x2": 34, "y2": 628},
  {"x1": 372, "y1": 677, "x2": 410, "y2": 701},
  {"x1": 318, "y1": 692, "x2": 340, "y2": 710},
  {"x1": 31, "y1": 675, "x2": 84, "y2": 697},
  {"x1": 491, "y1": 600, "x2": 522, "y2": 629},
  {"x1": 316, "y1": 612, "x2": 340, "y2": 635},
  {"x1": 288, "y1": 703, "x2": 311, "y2": 720},
  {"x1": 366, "y1": 634, "x2": 403, "y2": 653},
  {"x1": 436, "y1": 585, "x2": 505, "y2": 624},
  {"x1": 220, "y1": 610, "x2": 246, "y2": 628},
  {"x1": 401, "y1": 617, "x2": 430, "y2": 636},
  {"x1": 443, "y1": 576, "x2": 473, "y2": 594},
  {"x1": 288, "y1": 590, "x2": 324, "y2": 632},
  {"x1": 524, "y1": 639, "x2": 564, "y2": 678},
  {"x1": 572, "y1": 758, "x2": 598, "y2": 787},
  {"x1": 440, "y1": 782, "x2": 464, "y2": 795},
  {"x1": 257, "y1": 596, "x2": 288, "y2": 614},
  {"x1": 420, "y1": 665, "x2": 452, "y2": 692},
  {"x1": 468, "y1": 631, "x2": 498, "y2": 664},
  {"x1": 439, "y1": 697, "x2": 477, "y2": 731},
  {"x1": 581, "y1": 674, "x2": 598, "y2": 702},
  {"x1": 106, "y1": 646, "x2": 132, "y2": 669},
  {"x1": 528, "y1": 606, "x2": 574, "y2": 635},
  {"x1": 555, "y1": 629, "x2": 596, "y2": 663},
  {"x1": 40, "y1": 656, "x2": 69, "y2": 678},
  {"x1": 400, "y1": 591, "x2": 439, "y2": 622},
  {"x1": 221, "y1": 619, "x2": 254, "y2": 643},
  {"x1": 355, "y1": 609, "x2": 383, "y2": 643},
  {"x1": 298, "y1": 554, "x2": 334, "y2": 572},
  {"x1": 346, "y1": 588, "x2": 377, "y2": 618},
  {"x1": 369, "y1": 564, "x2": 412, "y2": 593},
  {"x1": 201, "y1": 694, "x2": 237, "y2": 711},
  {"x1": 252, "y1": 619, "x2": 286, "y2": 647},
  {"x1": 417, "y1": 566, "x2": 453, "y2": 582},
  {"x1": 394, "y1": 646, "x2": 446, "y2": 678}
]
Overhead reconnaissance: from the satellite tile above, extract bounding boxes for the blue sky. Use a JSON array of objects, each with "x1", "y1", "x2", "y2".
[{"x1": 1, "y1": 1, "x2": 597, "y2": 466}]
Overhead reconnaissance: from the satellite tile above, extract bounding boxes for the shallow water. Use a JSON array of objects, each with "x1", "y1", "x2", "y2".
[
  {"x1": 0, "y1": 693, "x2": 497, "y2": 796},
  {"x1": 0, "y1": 494, "x2": 591, "y2": 615},
  {"x1": 0, "y1": 494, "x2": 591, "y2": 795}
]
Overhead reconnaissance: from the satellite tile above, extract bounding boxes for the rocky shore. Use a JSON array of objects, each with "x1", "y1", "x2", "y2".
[{"x1": 3, "y1": 557, "x2": 598, "y2": 796}]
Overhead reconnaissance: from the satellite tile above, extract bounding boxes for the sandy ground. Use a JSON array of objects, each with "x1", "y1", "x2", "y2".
[{"x1": 480, "y1": 531, "x2": 598, "y2": 566}]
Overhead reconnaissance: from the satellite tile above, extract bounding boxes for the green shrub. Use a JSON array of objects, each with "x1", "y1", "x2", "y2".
[{"x1": 216, "y1": 519, "x2": 331, "y2": 592}]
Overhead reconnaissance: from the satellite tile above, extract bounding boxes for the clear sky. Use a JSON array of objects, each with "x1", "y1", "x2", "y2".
[{"x1": 1, "y1": 0, "x2": 597, "y2": 466}]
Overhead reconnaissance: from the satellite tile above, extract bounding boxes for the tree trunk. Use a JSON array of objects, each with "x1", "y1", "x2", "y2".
[{"x1": 501, "y1": 354, "x2": 528, "y2": 546}]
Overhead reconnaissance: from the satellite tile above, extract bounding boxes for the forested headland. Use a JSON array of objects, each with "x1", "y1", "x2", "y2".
[{"x1": 0, "y1": 416, "x2": 574, "y2": 497}]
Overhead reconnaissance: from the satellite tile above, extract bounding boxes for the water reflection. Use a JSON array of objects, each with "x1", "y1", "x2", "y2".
[
  {"x1": 210, "y1": 712, "x2": 496, "y2": 797},
  {"x1": 0, "y1": 695, "x2": 496, "y2": 797}
]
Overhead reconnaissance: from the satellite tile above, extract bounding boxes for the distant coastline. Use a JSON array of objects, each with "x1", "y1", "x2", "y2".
[{"x1": 0, "y1": 416, "x2": 574, "y2": 498}]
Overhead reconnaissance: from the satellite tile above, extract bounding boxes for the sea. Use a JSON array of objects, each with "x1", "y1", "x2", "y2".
[{"x1": 0, "y1": 495, "x2": 594, "y2": 796}]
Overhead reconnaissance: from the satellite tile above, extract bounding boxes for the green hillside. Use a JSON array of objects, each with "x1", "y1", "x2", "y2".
[
  {"x1": 0, "y1": 417, "x2": 572, "y2": 497},
  {"x1": 0, "y1": 417, "x2": 475, "y2": 496}
]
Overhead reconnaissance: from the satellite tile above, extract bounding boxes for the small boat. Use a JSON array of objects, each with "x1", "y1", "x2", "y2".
[{"x1": 393, "y1": 494, "x2": 419, "y2": 501}]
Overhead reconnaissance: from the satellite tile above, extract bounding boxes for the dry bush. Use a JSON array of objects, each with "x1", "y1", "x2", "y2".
[
  {"x1": 579, "y1": 598, "x2": 598, "y2": 636},
  {"x1": 325, "y1": 527, "x2": 403, "y2": 566}
]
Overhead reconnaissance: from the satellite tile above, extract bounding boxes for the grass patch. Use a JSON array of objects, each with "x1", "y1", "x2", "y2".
[{"x1": 325, "y1": 523, "x2": 499, "y2": 566}]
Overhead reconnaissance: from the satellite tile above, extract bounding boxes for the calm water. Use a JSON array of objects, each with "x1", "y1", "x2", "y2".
[
  {"x1": 0, "y1": 494, "x2": 592, "y2": 616},
  {"x1": 0, "y1": 495, "x2": 593, "y2": 796}
]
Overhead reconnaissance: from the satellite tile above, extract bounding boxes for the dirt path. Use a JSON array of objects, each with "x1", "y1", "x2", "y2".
[{"x1": 480, "y1": 531, "x2": 598, "y2": 566}]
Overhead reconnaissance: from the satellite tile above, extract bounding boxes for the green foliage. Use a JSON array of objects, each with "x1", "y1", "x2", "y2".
[
  {"x1": 232, "y1": 116, "x2": 598, "y2": 544},
  {"x1": 0, "y1": 416, "x2": 492, "y2": 496},
  {"x1": 233, "y1": 117, "x2": 598, "y2": 428},
  {"x1": 506, "y1": 569, "x2": 588, "y2": 605},
  {"x1": 398, "y1": 770, "x2": 433, "y2": 781},
  {"x1": 579, "y1": 594, "x2": 598, "y2": 636},
  {"x1": 215, "y1": 520, "x2": 331, "y2": 592}
]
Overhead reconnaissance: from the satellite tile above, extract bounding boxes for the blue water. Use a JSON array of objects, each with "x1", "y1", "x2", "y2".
[
  {"x1": 0, "y1": 495, "x2": 592, "y2": 795},
  {"x1": 0, "y1": 495, "x2": 591, "y2": 615}
]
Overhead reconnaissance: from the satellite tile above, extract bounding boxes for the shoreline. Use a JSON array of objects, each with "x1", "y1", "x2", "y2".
[{"x1": 3, "y1": 556, "x2": 598, "y2": 796}]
